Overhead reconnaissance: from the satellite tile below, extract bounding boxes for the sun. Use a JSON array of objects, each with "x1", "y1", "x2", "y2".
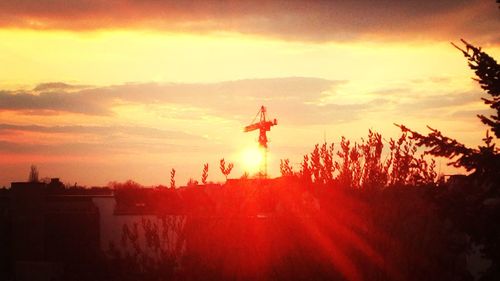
[{"x1": 240, "y1": 146, "x2": 264, "y2": 174}]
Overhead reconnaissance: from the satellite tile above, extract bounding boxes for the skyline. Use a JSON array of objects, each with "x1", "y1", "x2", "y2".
[{"x1": 1, "y1": 0, "x2": 499, "y2": 186}]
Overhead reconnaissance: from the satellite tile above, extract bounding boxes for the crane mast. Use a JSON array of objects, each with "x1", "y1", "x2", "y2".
[{"x1": 244, "y1": 105, "x2": 277, "y2": 177}]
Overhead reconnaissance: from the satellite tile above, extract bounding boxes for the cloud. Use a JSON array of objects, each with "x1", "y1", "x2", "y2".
[
  {"x1": 366, "y1": 82, "x2": 488, "y2": 121},
  {"x1": 0, "y1": 123, "x2": 202, "y2": 140},
  {"x1": 0, "y1": 140, "x2": 182, "y2": 155},
  {"x1": 0, "y1": 123, "x2": 211, "y2": 157},
  {"x1": 2, "y1": 76, "x2": 483, "y2": 126},
  {"x1": 451, "y1": 108, "x2": 492, "y2": 119},
  {"x1": 374, "y1": 88, "x2": 481, "y2": 110},
  {"x1": 0, "y1": 89, "x2": 114, "y2": 115},
  {"x1": 32, "y1": 82, "x2": 90, "y2": 92},
  {"x1": 403, "y1": 91, "x2": 480, "y2": 110},
  {"x1": 0, "y1": 0, "x2": 497, "y2": 43},
  {"x1": 1, "y1": 77, "x2": 356, "y2": 124}
]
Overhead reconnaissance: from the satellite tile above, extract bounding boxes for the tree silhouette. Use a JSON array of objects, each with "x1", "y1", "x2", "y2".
[
  {"x1": 360, "y1": 130, "x2": 384, "y2": 189},
  {"x1": 320, "y1": 142, "x2": 335, "y2": 184},
  {"x1": 452, "y1": 39, "x2": 500, "y2": 138},
  {"x1": 187, "y1": 178, "x2": 198, "y2": 186},
  {"x1": 335, "y1": 137, "x2": 355, "y2": 188},
  {"x1": 170, "y1": 168, "x2": 176, "y2": 189},
  {"x1": 279, "y1": 159, "x2": 294, "y2": 177},
  {"x1": 219, "y1": 158, "x2": 233, "y2": 180},
  {"x1": 28, "y1": 164, "x2": 39, "y2": 182},
  {"x1": 310, "y1": 144, "x2": 321, "y2": 183},
  {"x1": 397, "y1": 40, "x2": 500, "y2": 176},
  {"x1": 108, "y1": 216, "x2": 185, "y2": 281},
  {"x1": 298, "y1": 130, "x2": 437, "y2": 189},
  {"x1": 201, "y1": 163, "x2": 209, "y2": 184},
  {"x1": 300, "y1": 155, "x2": 312, "y2": 182}
]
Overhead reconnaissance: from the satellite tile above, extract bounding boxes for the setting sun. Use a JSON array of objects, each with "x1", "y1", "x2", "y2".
[{"x1": 240, "y1": 146, "x2": 265, "y2": 174}]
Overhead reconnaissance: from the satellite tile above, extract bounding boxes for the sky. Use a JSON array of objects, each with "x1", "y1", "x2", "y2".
[{"x1": 0, "y1": 0, "x2": 499, "y2": 187}]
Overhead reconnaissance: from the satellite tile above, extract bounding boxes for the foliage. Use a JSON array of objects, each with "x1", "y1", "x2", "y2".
[
  {"x1": 397, "y1": 125, "x2": 499, "y2": 175},
  {"x1": 108, "y1": 216, "x2": 185, "y2": 281},
  {"x1": 109, "y1": 180, "x2": 143, "y2": 189},
  {"x1": 387, "y1": 131, "x2": 437, "y2": 186},
  {"x1": 452, "y1": 39, "x2": 500, "y2": 138},
  {"x1": 300, "y1": 155, "x2": 311, "y2": 182},
  {"x1": 106, "y1": 182, "x2": 472, "y2": 281},
  {"x1": 296, "y1": 130, "x2": 437, "y2": 189},
  {"x1": 240, "y1": 171, "x2": 250, "y2": 179},
  {"x1": 28, "y1": 164, "x2": 39, "y2": 182},
  {"x1": 186, "y1": 178, "x2": 198, "y2": 186},
  {"x1": 335, "y1": 137, "x2": 358, "y2": 188},
  {"x1": 201, "y1": 163, "x2": 209, "y2": 184},
  {"x1": 170, "y1": 169, "x2": 176, "y2": 189},
  {"x1": 396, "y1": 40, "x2": 500, "y2": 176},
  {"x1": 279, "y1": 159, "x2": 294, "y2": 177},
  {"x1": 360, "y1": 130, "x2": 384, "y2": 188},
  {"x1": 219, "y1": 158, "x2": 234, "y2": 180}
]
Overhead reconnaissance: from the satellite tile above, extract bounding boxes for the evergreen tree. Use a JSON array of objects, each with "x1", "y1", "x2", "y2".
[
  {"x1": 397, "y1": 40, "x2": 500, "y2": 176},
  {"x1": 453, "y1": 39, "x2": 500, "y2": 137}
]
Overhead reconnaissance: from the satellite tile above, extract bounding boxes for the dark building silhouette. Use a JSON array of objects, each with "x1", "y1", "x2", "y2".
[
  {"x1": 0, "y1": 187, "x2": 10, "y2": 280},
  {"x1": 3, "y1": 179, "x2": 112, "y2": 281}
]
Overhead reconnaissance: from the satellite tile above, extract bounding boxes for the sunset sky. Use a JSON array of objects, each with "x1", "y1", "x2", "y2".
[{"x1": 0, "y1": 0, "x2": 499, "y2": 187}]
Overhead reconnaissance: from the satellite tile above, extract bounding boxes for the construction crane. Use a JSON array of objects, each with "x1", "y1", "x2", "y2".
[{"x1": 244, "y1": 105, "x2": 277, "y2": 178}]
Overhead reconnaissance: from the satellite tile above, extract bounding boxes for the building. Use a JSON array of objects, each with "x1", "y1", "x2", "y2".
[{"x1": 3, "y1": 179, "x2": 111, "y2": 281}]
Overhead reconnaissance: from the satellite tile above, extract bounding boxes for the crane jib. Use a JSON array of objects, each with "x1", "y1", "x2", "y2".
[{"x1": 244, "y1": 121, "x2": 275, "y2": 132}]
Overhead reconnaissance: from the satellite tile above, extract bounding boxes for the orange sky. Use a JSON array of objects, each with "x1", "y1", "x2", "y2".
[{"x1": 0, "y1": 0, "x2": 499, "y2": 187}]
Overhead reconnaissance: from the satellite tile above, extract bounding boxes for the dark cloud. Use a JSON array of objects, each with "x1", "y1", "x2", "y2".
[{"x1": 0, "y1": 0, "x2": 497, "y2": 43}]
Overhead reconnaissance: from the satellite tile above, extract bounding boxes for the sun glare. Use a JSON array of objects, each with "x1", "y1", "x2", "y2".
[{"x1": 240, "y1": 146, "x2": 264, "y2": 174}]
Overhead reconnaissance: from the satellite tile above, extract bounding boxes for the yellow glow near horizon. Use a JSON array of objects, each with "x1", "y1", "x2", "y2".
[
  {"x1": 1, "y1": 27, "x2": 500, "y2": 186},
  {"x1": 1, "y1": 29, "x2": 497, "y2": 88},
  {"x1": 240, "y1": 146, "x2": 265, "y2": 174}
]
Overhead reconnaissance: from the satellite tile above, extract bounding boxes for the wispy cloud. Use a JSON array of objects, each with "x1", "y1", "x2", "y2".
[
  {"x1": 0, "y1": 140, "x2": 189, "y2": 155},
  {"x1": 0, "y1": 89, "x2": 114, "y2": 115},
  {"x1": 0, "y1": 76, "x2": 488, "y2": 125},
  {"x1": 0, "y1": 123, "x2": 202, "y2": 140},
  {"x1": 0, "y1": 77, "x2": 348, "y2": 124},
  {"x1": 0, "y1": 123, "x2": 211, "y2": 158},
  {"x1": 32, "y1": 82, "x2": 90, "y2": 92}
]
